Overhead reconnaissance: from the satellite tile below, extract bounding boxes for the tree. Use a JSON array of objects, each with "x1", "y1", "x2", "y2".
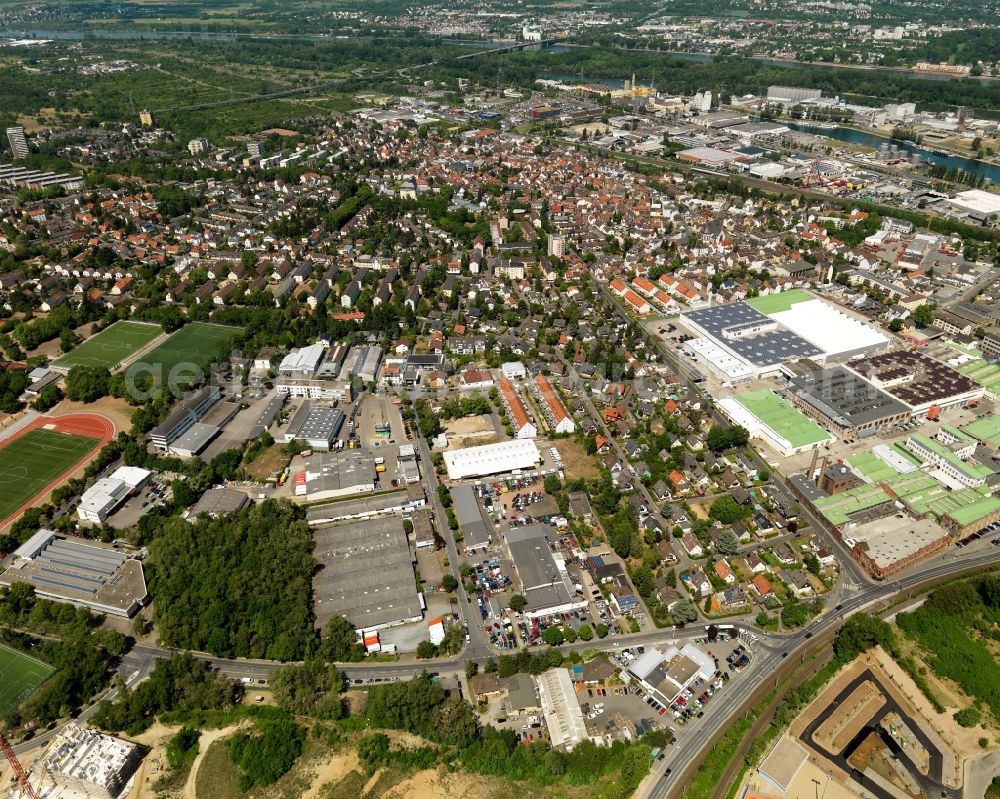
[
  {"x1": 442, "y1": 574, "x2": 459, "y2": 593},
  {"x1": 543, "y1": 474, "x2": 562, "y2": 495},
  {"x1": 578, "y1": 624, "x2": 594, "y2": 641},
  {"x1": 671, "y1": 599, "x2": 698, "y2": 624},
  {"x1": 834, "y1": 614, "x2": 894, "y2": 662},
  {"x1": 358, "y1": 733, "x2": 391, "y2": 768},
  {"x1": 509, "y1": 594, "x2": 528, "y2": 613},
  {"x1": 228, "y1": 716, "x2": 305, "y2": 790},
  {"x1": 926, "y1": 581, "x2": 981, "y2": 617},
  {"x1": 272, "y1": 658, "x2": 345, "y2": 718},
  {"x1": 888, "y1": 318, "x2": 905, "y2": 332},
  {"x1": 65, "y1": 365, "x2": 110, "y2": 402},
  {"x1": 465, "y1": 660, "x2": 479, "y2": 680},
  {"x1": 541, "y1": 626, "x2": 565, "y2": 646},
  {"x1": 912, "y1": 304, "x2": 935, "y2": 328},
  {"x1": 31, "y1": 383, "x2": 63, "y2": 412},
  {"x1": 416, "y1": 640, "x2": 437, "y2": 659},
  {"x1": 166, "y1": 727, "x2": 200, "y2": 770},
  {"x1": 148, "y1": 501, "x2": 316, "y2": 661},
  {"x1": 93, "y1": 653, "x2": 240, "y2": 735},
  {"x1": 706, "y1": 424, "x2": 749, "y2": 452},
  {"x1": 716, "y1": 529, "x2": 740, "y2": 555},
  {"x1": 709, "y1": 495, "x2": 749, "y2": 524},
  {"x1": 803, "y1": 553, "x2": 821, "y2": 575},
  {"x1": 954, "y1": 707, "x2": 982, "y2": 728},
  {"x1": 323, "y1": 615, "x2": 361, "y2": 662},
  {"x1": 594, "y1": 623, "x2": 609, "y2": 639}
]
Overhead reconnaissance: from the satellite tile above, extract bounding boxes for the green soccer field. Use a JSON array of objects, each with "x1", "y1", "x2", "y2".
[
  {"x1": 0, "y1": 644, "x2": 54, "y2": 717},
  {"x1": 54, "y1": 320, "x2": 162, "y2": 370},
  {"x1": 127, "y1": 322, "x2": 240, "y2": 381},
  {"x1": 0, "y1": 428, "x2": 100, "y2": 521}
]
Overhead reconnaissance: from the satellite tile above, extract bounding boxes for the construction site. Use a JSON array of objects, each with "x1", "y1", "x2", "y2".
[{"x1": 3, "y1": 724, "x2": 146, "y2": 799}]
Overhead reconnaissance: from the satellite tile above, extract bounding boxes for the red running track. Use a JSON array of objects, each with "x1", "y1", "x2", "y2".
[{"x1": 0, "y1": 412, "x2": 116, "y2": 530}]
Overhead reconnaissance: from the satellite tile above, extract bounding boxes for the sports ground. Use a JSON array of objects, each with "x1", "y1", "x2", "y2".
[
  {"x1": 0, "y1": 644, "x2": 53, "y2": 717},
  {"x1": 53, "y1": 320, "x2": 162, "y2": 370},
  {"x1": 0, "y1": 428, "x2": 100, "y2": 522},
  {"x1": 126, "y1": 321, "x2": 240, "y2": 379},
  {"x1": 0, "y1": 414, "x2": 114, "y2": 528}
]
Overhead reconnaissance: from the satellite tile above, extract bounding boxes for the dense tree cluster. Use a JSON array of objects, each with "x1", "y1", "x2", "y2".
[
  {"x1": 0, "y1": 584, "x2": 124, "y2": 728},
  {"x1": 65, "y1": 365, "x2": 111, "y2": 402},
  {"x1": 228, "y1": 715, "x2": 305, "y2": 790},
  {"x1": 365, "y1": 673, "x2": 478, "y2": 747},
  {"x1": 896, "y1": 579, "x2": 1000, "y2": 719},
  {"x1": 706, "y1": 424, "x2": 750, "y2": 452},
  {"x1": 147, "y1": 501, "x2": 315, "y2": 660},
  {"x1": 271, "y1": 657, "x2": 345, "y2": 719}
]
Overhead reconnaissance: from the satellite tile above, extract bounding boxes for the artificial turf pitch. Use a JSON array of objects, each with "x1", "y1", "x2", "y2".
[
  {"x1": 0, "y1": 428, "x2": 100, "y2": 521},
  {"x1": 53, "y1": 320, "x2": 162, "y2": 370},
  {"x1": 0, "y1": 643, "x2": 54, "y2": 717},
  {"x1": 127, "y1": 321, "x2": 240, "y2": 379}
]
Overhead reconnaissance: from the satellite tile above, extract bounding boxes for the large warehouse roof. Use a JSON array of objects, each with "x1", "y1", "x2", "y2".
[
  {"x1": 444, "y1": 439, "x2": 541, "y2": 480},
  {"x1": 790, "y1": 367, "x2": 907, "y2": 429},
  {"x1": 683, "y1": 302, "x2": 821, "y2": 368},
  {"x1": 768, "y1": 299, "x2": 887, "y2": 359},
  {"x1": 312, "y1": 516, "x2": 421, "y2": 631},
  {"x1": 850, "y1": 350, "x2": 982, "y2": 410},
  {"x1": 504, "y1": 523, "x2": 578, "y2": 616},
  {"x1": 0, "y1": 532, "x2": 147, "y2": 617}
]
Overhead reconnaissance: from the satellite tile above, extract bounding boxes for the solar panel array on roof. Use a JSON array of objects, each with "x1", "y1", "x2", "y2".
[
  {"x1": 684, "y1": 302, "x2": 821, "y2": 367},
  {"x1": 851, "y1": 350, "x2": 978, "y2": 408}
]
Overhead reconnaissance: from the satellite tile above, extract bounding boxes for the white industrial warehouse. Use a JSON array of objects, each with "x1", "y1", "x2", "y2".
[
  {"x1": 767, "y1": 298, "x2": 888, "y2": 361},
  {"x1": 77, "y1": 466, "x2": 152, "y2": 523},
  {"x1": 443, "y1": 438, "x2": 542, "y2": 480}
]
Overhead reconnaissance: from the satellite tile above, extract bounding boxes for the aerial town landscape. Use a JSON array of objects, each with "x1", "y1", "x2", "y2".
[{"x1": 0, "y1": 0, "x2": 997, "y2": 798}]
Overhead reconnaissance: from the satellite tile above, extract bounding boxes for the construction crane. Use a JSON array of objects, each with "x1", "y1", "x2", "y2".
[{"x1": 0, "y1": 732, "x2": 39, "y2": 799}]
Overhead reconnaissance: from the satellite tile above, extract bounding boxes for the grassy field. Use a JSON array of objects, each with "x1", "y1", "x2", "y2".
[
  {"x1": 0, "y1": 428, "x2": 101, "y2": 521},
  {"x1": 0, "y1": 644, "x2": 54, "y2": 717},
  {"x1": 54, "y1": 320, "x2": 162, "y2": 370},
  {"x1": 127, "y1": 322, "x2": 241, "y2": 381}
]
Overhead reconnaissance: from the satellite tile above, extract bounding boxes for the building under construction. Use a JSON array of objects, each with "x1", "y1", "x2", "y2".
[{"x1": 6, "y1": 724, "x2": 145, "y2": 799}]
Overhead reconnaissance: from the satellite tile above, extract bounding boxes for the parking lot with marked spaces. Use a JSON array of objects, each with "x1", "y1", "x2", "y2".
[
  {"x1": 53, "y1": 320, "x2": 162, "y2": 370},
  {"x1": 0, "y1": 643, "x2": 54, "y2": 717},
  {"x1": 126, "y1": 321, "x2": 241, "y2": 379},
  {"x1": 0, "y1": 427, "x2": 101, "y2": 523}
]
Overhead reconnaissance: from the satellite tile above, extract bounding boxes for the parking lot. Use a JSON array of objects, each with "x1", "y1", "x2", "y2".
[{"x1": 105, "y1": 476, "x2": 172, "y2": 528}]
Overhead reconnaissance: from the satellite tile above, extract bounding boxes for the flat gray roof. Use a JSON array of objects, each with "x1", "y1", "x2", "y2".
[
  {"x1": 169, "y1": 422, "x2": 219, "y2": 455},
  {"x1": 304, "y1": 489, "x2": 416, "y2": 523},
  {"x1": 0, "y1": 534, "x2": 147, "y2": 617},
  {"x1": 190, "y1": 487, "x2": 249, "y2": 517},
  {"x1": 312, "y1": 516, "x2": 421, "y2": 630},
  {"x1": 452, "y1": 484, "x2": 490, "y2": 548},
  {"x1": 302, "y1": 450, "x2": 375, "y2": 496},
  {"x1": 790, "y1": 366, "x2": 909, "y2": 428},
  {"x1": 505, "y1": 524, "x2": 574, "y2": 612},
  {"x1": 286, "y1": 402, "x2": 344, "y2": 442}
]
